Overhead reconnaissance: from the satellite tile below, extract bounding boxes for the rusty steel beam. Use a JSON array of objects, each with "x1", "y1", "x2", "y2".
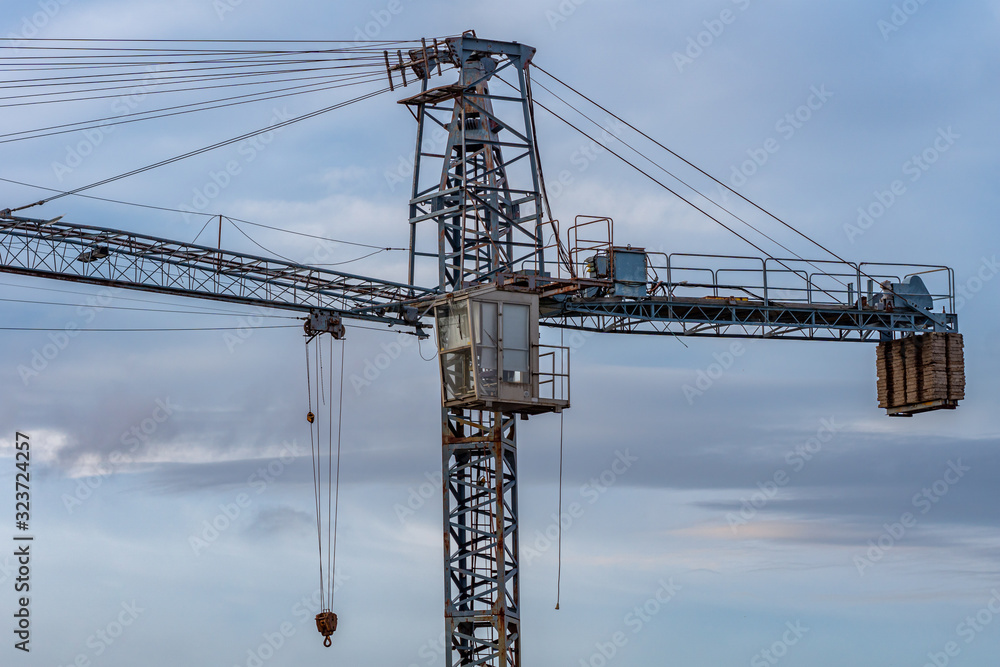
[{"x1": 442, "y1": 409, "x2": 520, "y2": 667}]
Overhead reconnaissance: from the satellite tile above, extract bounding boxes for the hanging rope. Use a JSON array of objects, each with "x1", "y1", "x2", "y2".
[
  {"x1": 314, "y1": 335, "x2": 326, "y2": 614},
  {"x1": 330, "y1": 339, "x2": 346, "y2": 608},
  {"x1": 556, "y1": 328, "x2": 564, "y2": 610},
  {"x1": 305, "y1": 332, "x2": 346, "y2": 648},
  {"x1": 304, "y1": 339, "x2": 325, "y2": 611},
  {"x1": 327, "y1": 334, "x2": 335, "y2": 613},
  {"x1": 317, "y1": 335, "x2": 326, "y2": 407}
]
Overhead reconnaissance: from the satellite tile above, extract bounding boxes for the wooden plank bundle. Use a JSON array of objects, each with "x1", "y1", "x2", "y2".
[{"x1": 876, "y1": 332, "x2": 964, "y2": 415}]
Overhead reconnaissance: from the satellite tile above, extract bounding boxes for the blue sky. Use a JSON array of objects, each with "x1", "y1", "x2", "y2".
[{"x1": 1, "y1": 1, "x2": 999, "y2": 666}]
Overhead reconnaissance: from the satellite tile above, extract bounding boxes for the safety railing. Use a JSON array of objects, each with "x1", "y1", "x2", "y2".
[
  {"x1": 520, "y1": 212, "x2": 956, "y2": 315},
  {"x1": 567, "y1": 215, "x2": 613, "y2": 277},
  {"x1": 638, "y1": 253, "x2": 955, "y2": 314},
  {"x1": 536, "y1": 343, "x2": 570, "y2": 405}
]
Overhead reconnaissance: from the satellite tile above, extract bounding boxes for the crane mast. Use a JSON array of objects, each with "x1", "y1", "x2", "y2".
[
  {"x1": 401, "y1": 35, "x2": 546, "y2": 666},
  {"x1": 0, "y1": 33, "x2": 965, "y2": 667}
]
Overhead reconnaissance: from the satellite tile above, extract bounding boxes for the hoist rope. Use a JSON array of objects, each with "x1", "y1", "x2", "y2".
[
  {"x1": 305, "y1": 339, "x2": 326, "y2": 610},
  {"x1": 327, "y1": 335, "x2": 335, "y2": 609},
  {"x1": 318, "y1": 335, "x2": 326, "y2": 407},
  {"x1": 304, "y1": 334, "x2": 346, "y2": 613},
  {"x1": 315, "y1": 336, "x2": 328, "y2": 609},
  {"x1": 330, "y1": 339, "x2": 346, "y2": 607}
]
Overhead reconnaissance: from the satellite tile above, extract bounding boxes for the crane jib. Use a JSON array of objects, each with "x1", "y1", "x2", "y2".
[{"x1": 0, "y1": 214, "x2": 436, "y2": 332}]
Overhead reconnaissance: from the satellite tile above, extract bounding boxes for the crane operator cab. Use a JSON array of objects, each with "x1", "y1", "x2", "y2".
[{"x1": 433, "y1": 287, "x2": 569, "y2": 415}]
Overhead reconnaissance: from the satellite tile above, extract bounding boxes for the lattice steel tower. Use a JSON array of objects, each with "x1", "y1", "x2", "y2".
[{"x1": 400, "y1": 34, "x2": 557, "y2": 667}]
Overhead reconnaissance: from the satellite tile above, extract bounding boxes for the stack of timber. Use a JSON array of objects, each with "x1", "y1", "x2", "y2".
[{"x1": 876, "y1": 332, "x2": 964, "y2": 416}]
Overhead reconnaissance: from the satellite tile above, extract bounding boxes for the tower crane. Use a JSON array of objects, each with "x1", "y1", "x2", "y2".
[{"x1": 0, "y1": 34, "x2": 964, "y2": 667}]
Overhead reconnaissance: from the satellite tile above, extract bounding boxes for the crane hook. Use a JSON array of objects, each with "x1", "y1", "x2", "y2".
[
  {"x1": 307, "y1": 411, "x2": 315, "y2": 423},
  {"x1": 316, "y1": 610, "x2": 338, "y2": 647}
]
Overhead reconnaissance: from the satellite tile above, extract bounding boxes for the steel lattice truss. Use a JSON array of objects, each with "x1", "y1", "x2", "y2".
[
  {"x1": 442, "y1": 410, "x2": 520, "y2": 667},
  {"x1": 543, "y1": 296, "x2": 957, "y2": 341},
  {"x1": 0, "y1": 215, "x2": 435, "y2": 330},
  {"x1": 405, "y1": 37, "x2": 545, "y2": 292}
]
